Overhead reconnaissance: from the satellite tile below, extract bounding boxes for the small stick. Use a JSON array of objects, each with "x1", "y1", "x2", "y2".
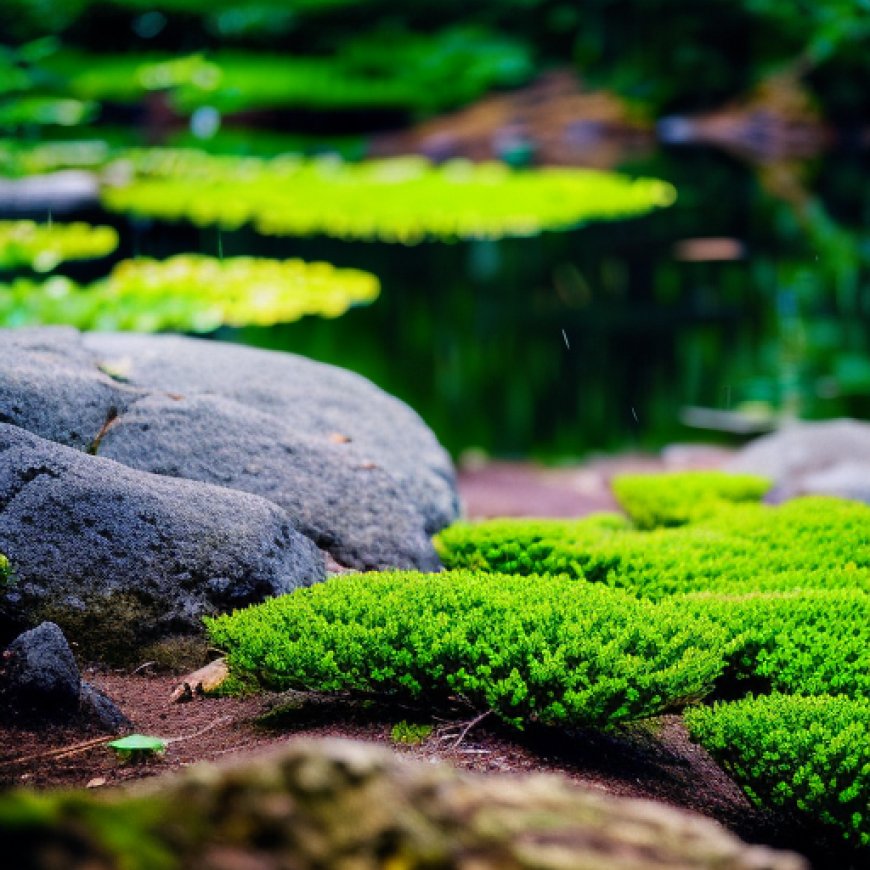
[
  {"x1": 451, "y1": 710, "x2": 492, "y2": 749},
  {"x1": 0, "y1": 735, "x2": 115, "y2": 768}
]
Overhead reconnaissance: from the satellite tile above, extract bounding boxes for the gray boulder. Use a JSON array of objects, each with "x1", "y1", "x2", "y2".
[
  {"x1": 96, "y1": 393, "x2": 439, "y2": 570},
  {"x1": 727, "y1": 419, "x2": 870, "y2": 503},
  {"x1": 0, "y1": 424, "x2": 324, "y2": 656},
  {"x1": 0, "y1": 327, "x2": 458, "y2": 569}
]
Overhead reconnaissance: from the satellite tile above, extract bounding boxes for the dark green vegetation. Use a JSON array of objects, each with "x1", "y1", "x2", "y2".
[
  {"x1": 40, "y1": 28, "x2": 532, "y2": 116},
  {"x1": 686, "y1": 695, "x2": 870, "y2": 849},
  {"x1": 207, "y1": 569, "x2": 728, "y2": 729},
  {"x1": 1, "y1": 253, "x2": 380, "y2": 331},
  {"x1": 1, "y1": 1, "x2": 866, "y2": 119}
]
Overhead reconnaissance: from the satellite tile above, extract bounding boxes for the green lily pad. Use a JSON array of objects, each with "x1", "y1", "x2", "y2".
[{"x1": 107, "y1": 734, "x2": 167, "y2": 759}]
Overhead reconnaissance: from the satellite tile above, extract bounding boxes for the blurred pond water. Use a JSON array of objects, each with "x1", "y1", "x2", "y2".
[{"x1": 14, "y1": 141, "x2": 870, "y2": 460}]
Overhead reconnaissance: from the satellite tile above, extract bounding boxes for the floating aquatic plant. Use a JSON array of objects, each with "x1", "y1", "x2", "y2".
[
  {"x1": 107, "y1": 734, "x2": 167, "y2": 762},
  {"x1": 103, "y1": 150, "x2": 676, "y2": 243},
  {"x1": 0, "y1": 220, "x2": 118, "y2": 272},
  {"x1": 43, "y1": 28, "x2": 531, "y2": 115},
  {"x1": 0, "y1": 254, "x2": 379, "y2": 332}
]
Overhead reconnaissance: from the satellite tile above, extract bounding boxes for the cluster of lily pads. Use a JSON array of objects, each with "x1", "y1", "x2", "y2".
[
  {"x1": 102, "y1": 149, "x2": 677, "y2": 243},
  {"x1": 0, "y1": 254, "x2": 379, "y2": 332},
  {"x1": 0, "y1": 220, "x2": 118, "y2": 271},
  {"x1": 43, "y1": 27, "x2": 532, "y2": 116}
]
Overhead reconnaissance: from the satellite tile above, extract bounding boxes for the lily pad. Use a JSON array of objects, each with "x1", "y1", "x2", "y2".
[{"x1": 107, "y1": 734, "x2": 167, "y2": 760}]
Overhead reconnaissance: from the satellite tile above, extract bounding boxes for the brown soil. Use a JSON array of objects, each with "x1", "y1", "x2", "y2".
[{"x1": 0, "y1": 671, "x2": 792, "y2": 851}]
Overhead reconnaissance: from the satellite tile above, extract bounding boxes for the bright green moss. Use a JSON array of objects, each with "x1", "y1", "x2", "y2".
[
  {"x1": 612, "y1": 470, "x2": 770, "y2": 529},
  {"x1": 686, "y1": 694, "x2": 870, "y2": 849},
  {"x1": 436, "y1": 495, "x2": 870, "y2": 598},
  {"x1": 680, "y1": 590, "x2": 870, "y2": 698},
  {"x1": 206, "y1": 570, "x2": 728, "y2": 730},
  {"x1": 0, "y1": 254, "x2": 379, "y2": 331}
]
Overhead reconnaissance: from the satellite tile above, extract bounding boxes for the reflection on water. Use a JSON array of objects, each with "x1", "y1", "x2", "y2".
[
  {"x1": 207, "y1": 144, "x2": 865, "y2": 459},
  {"x1": 3, "y1": 142, "x2": 867, "y2": 460}
]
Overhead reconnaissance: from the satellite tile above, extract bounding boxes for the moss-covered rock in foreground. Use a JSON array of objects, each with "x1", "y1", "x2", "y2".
[{"x1": 0, "y1": 738, "x2": 806, "y2": 870}]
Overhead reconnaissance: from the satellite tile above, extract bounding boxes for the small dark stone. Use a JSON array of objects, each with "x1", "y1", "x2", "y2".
[
  {"x1": 0, "y1": 621, "x2": 81, "y2": 719},
  {"x1": 79, "y1": 681, "x2": 130, "y2": 733}
]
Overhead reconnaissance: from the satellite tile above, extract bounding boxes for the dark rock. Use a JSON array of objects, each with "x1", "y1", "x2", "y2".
[
  {"x1": 0, "y1": 424, "x2": 324, "y2": 657},
  {"x1": 0, "y1": 621, "x2": 80, "y2": 719},
  {"x1": 0, "y1": 327, "x2": 458, "y2": 569},
  {"x1": 727, "y1": 419, "x2": 870, "y2": 503},
  {"x1": 79, "y1": 681, "x2": 130, "y2": 732},
  {"x1": 0, "y1": 738, "x2": 807, "y2": 869}
]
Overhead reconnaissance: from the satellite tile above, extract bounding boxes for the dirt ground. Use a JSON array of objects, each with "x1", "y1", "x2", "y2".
[{"x1": 0, "y1": 671, "x2": 785, "y2": 847}]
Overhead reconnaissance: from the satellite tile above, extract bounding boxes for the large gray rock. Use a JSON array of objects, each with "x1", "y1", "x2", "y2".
[
  {"x1": 727, "y1": 419, "x2": 870, "y2": 503},
  {"x1": 0, "y1": 424, "x2": 324, "y2": 655},
  {"x1": 0, "y1": 327, "x2": 457, "y2": 569},
  {"x1": 96, "y1": 393, "x2": 438, "y2": 570},
  {"x1": 3, "y1": 738, "x2": 806, "y2": 870}
]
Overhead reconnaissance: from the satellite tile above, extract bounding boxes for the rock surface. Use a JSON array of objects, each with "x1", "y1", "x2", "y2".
[
  {"x1": 0, "y1": 327, "x2": 457, "y2": 569},
  {"x1": 2, "y1": 738, "x2": 806, "y2": 870},
  {"x1": 0, "y1": 424, "x2": 324, "y2": 656},
  {"x1": 727, "y1": 419, "x2": 870, "y2": 503},
  {"x1": 0, "y1": 621, "x2": 80, "y2": 716},
  {"x1": 0, "y1": 621, "x2": 128, "y2": 730}
]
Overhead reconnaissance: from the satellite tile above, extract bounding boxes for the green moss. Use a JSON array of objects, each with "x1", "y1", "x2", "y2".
[
  {"x1": 33, "y1": 591, "x2": 204, "y2": 666},
  {"x1": 390, "y1": 721, "x2": 434, "y2": 745},
  {"x1": 686, "y1": 694, "x2": 870, "y2": 850},
  {"x1": 680, "y1": 590, "x2": 870, "y2": 698},
  {"x1": 0, "y1": 220, "x2": 118, "y2": 272},
  {"x1": 612, "y1": 470, "x2": 771, "y2": 529},
  {"x1": 207, "y1": 569, "x2": 728, "y2": 730},
  {"x1": 436, "y1": 494, "x2": 870, "y2": 598}
]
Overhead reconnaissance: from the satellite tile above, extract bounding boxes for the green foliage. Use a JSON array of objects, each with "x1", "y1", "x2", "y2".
[
  {"x1": 0, "y1": 220, "x2": 118, "y2": 272},
  {"x1": 681, "y1": 590, "x2": 870, "y2": 698},
  {"x1": 611, "y1": 470, "x2": 770, "y2": 529},
  {"x1": 101, "y1": 149, "x2": 676, "y2": 243},
  {"x1": 46, "y1": 28, "x2": 531, "y2": 115},
  {"x1": 207, "y1": 569, "x2": 728, "y2": 730},
  {"x1": 390, "y1": 721, "x2": 434, "y2": 745},
  {"x1": 0, "y1": 789, "x2": 175, "y2": 870},
  {"x1": 437, "y1": 494, "x2": 870, "y2": 598},
  {"x1": 0, "y1": 254, "x2": 379, "y2": 331},
  {"x1": 686, "y1": 694, "x2": 870, "y2": 849},
  {"x1": 0, "y1": 552, "x2": 9, "y2": 581},
  {"x1": 0, "y1": 95, "x2": 96, "y2": 130}
]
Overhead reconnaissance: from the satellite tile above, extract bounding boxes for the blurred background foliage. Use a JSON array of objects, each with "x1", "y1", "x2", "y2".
[{"x1": 0, "y1": 0, "x2": 867, "y2": 458}]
